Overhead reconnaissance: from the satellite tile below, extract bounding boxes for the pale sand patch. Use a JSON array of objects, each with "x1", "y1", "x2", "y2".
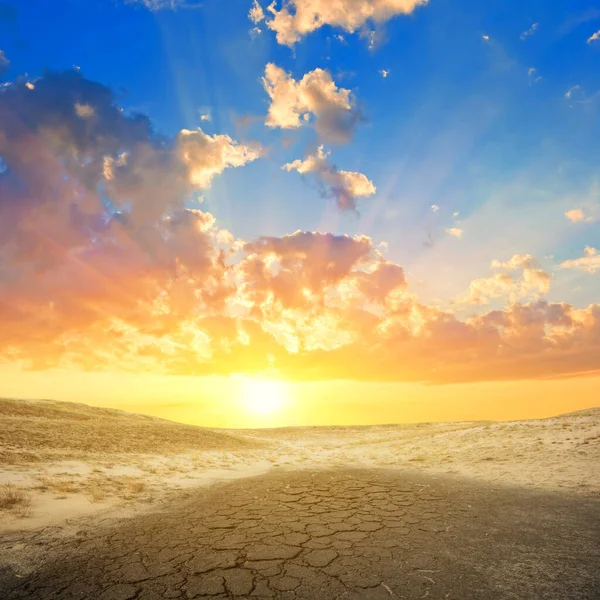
[
  {"x1": 0, "y1": 493, "x2": 116, "y2": 533},
  {"x1": 0, "y1": 455, "x2": 274, "y2": 533}
]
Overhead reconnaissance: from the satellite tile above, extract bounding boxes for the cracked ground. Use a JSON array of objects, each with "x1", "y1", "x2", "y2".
[{"x1": 1, "y1": 469, "x2": 599, "y2": 600}]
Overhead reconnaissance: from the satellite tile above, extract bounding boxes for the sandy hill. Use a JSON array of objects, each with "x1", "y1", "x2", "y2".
[
  {"x1": 548, "y1": 407, "x2": 600, "y2": 419},
  {"x1": 0, "y1": 397, "x2": 260, "y2": 464}
]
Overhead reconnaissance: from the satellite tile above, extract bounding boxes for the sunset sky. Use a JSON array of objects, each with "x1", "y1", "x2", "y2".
[{"x1": 0, "y1": 0, "x2": 599, "y2": 427}]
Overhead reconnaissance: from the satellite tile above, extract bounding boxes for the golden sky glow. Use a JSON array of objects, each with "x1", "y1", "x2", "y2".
[
  {"x1": 1, "y1": 367, "x2": 599, "y2": 428},
  {"x1": 1, "y1": 3, "x2": 599, "y2": 427}
]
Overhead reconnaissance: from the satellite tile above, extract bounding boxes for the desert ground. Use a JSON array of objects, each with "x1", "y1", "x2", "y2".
[{"x1": 1, "y1": 398, "x2": 599, "y2": 599}]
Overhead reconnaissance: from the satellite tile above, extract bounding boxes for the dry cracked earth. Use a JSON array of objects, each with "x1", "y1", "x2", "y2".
[{"x1": 1, "y1": 469, "x2": 599, "y2": 600}]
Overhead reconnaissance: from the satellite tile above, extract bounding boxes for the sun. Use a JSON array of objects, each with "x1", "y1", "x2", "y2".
[{"x1": 242, "y1": 378, "x2": 290, "y2": 416}]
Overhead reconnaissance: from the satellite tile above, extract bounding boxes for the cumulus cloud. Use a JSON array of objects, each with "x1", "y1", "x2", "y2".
[
  {"x1": 587, "y1": 29, "x2": 600, "y2": 43},
  {"x1": 1, "y1": 70, "x2": 599, "y2": 384},
  {"x1": 0, "y1": 70, "x2": 260, "y2": 355},
  {"x1": 252, "y1": 0, "x2": 428, "y2": 47},
  {"x1": 262, "y1": 63, "x2": 362, "y2": 144},
  {"x1": 560, "y1": 247, "x2": 600, "y2": 274},
  {"x1": 283, "y1": 146, "x2": 376, "y2": 211},
  {"x1": 177, "y1": 128, "x2": 262, "y2": 188},
  {"x1": 458, "y1": 254, "x2": 551, "y2": 305}
]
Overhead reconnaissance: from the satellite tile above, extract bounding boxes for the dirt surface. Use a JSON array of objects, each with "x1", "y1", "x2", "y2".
[{"x1": 1, "y1": 468, "x2": 598, "y2": 600}]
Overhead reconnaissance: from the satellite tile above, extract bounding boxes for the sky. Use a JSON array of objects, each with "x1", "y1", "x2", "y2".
[{"x1": 0, "y1": 0, "x2": 599, "y2": 427}]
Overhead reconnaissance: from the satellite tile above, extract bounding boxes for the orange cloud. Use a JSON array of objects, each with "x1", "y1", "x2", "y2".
[
  {"x1": 1, "y1": 71, "x2": 599, "y2": 385},
  {"x1": 565, "y1": 207, "x2": 598, "y2": 223},
  {"x1": 458, "y1": 254, "x2": 552, "y2": 305}
]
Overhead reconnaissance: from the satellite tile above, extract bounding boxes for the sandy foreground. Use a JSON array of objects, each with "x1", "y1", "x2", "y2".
[{"x1": 1, "y1": 398, "x2": 599, "y2": 535}]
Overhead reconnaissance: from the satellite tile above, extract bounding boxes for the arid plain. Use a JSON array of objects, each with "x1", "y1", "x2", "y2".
[{"x1": 1, "y1": 398, "x2": 599, "y2": 599}]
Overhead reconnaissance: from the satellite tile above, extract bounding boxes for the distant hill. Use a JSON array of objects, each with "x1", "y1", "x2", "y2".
[
  {"x1": 0, "y1": 397, "x2": 261, "y2": 464},
  {"x1": 547, "y1": 407, "x2": 600, "y2": 419}
]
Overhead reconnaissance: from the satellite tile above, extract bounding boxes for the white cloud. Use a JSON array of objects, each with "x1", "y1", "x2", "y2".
[
  {"x1": 587, "y1": 29, "x2": 600, "y2": 44},
  {"x1": 520, "y1": 23, "x2": 538, "y2": 40},
  {"x1": 560, "y1": 247, "x2": 600, "y2": 273},
  {"x1": 445, "y1": 227, "x2": 463, "y2": 239},
  {"x1": 283, "y1": 145, "x2": 376, "y2": 211},
  {"x1": 260, "y1": 0, "x2": 428, "y2": 47},
  {"x1": 482, "y1": 35, "x2": 490, "y2": 41},
  {"x1": 430, "y1": 204, "x2": 439, "y2": 213},
  {"x1": 176, "y1": 128, "x2": 263, "y2": 188},
  {"x1": 262, "y1": 63, "x2": 362, "y2": 144}
]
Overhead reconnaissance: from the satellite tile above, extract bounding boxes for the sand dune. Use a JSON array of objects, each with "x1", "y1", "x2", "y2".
[
  {"x1": 0, "y1": 397, "x2": 260, "y2": 464},
  {"x1": 1, "y1": 398, "x2": 598, "y2": 534}
]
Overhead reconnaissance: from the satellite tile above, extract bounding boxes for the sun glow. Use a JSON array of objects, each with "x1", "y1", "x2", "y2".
[{"x1": 241, "y1": 378, "x2": 290, "y2": 416}]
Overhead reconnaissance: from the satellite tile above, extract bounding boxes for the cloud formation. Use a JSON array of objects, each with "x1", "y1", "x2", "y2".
[
  {"x1": 283, "y1": 145, "x2": 376, "y2": 211},
  {"x1": 560, "y1": 247, "x2": 600, "y2": 274},
  {"x1": 1, "y1": 70, "x2": 599, "y2": 384},
  {"x1": 458, "y1": 255, "x2": 551, "y2": 305},
  {"x1": 565, "y1": 207, "x2": 598, "y2": 223},
  {"x1": 251, "y1": 0, "x2": 428, "y2": 47},
  {"x1": 262, "y1": 63, "x2": 362, "y2": 144}
]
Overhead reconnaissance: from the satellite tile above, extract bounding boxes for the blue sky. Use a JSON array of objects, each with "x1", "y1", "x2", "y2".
[
  {"x1": 1, "y1": 0, "x2": 600, "y2": 398},
  {"x1": 3, "y1": 2, "x2": 600, "y2": 297}
]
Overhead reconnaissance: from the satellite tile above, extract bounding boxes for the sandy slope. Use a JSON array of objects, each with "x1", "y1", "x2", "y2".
[{"x1": 1, "y1": 398, "x2": 598, "y2": 533}]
